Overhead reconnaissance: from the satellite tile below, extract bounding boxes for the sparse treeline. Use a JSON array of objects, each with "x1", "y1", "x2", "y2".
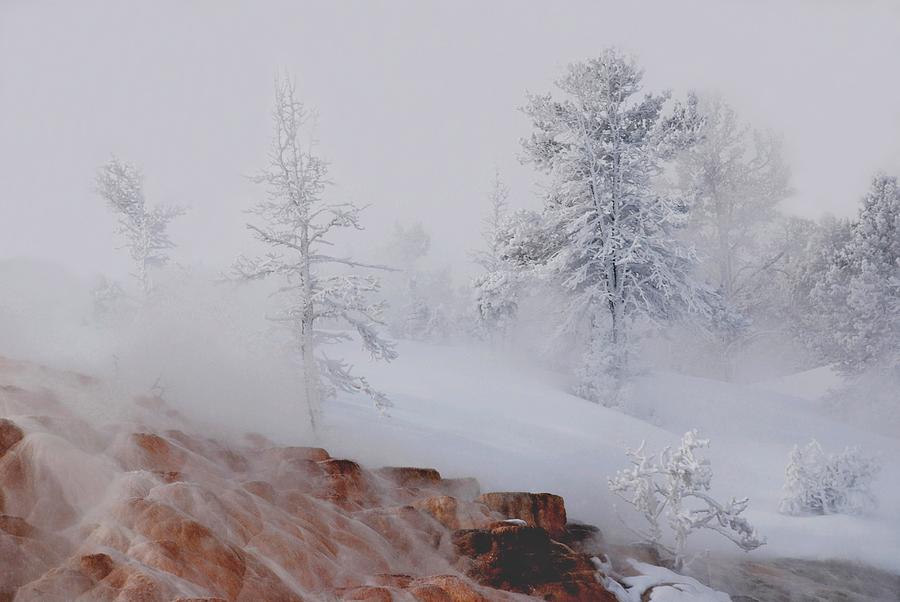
[
  {"x1": 92, "y1": 50, "x2": 899, "y2": 425},
  {"x1": 471, "y1": 49, "x2": 899, "y2": 416},
  {"x1": 95, "y1": 77, "x2": 398, "y2": 428}
]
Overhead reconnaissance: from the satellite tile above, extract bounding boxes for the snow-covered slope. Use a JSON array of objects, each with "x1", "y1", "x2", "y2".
[
  {"x1": 319, "y1": 341, "x2": 900, "y2": 574},
  {"x1": 752, "y1": 365, "x2": 843, "y2": 401}
]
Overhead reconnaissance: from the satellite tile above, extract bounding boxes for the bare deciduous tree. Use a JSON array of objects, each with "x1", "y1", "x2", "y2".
[
  {"x1": 235, "y1": 76, "x2": 396, "y2": 428},
  {"x1": 96, "y1": 157, "x2": 184, "y2": 297}
]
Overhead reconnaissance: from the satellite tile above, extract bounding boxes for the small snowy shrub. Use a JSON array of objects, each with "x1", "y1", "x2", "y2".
[
  {"x1": 609, "y1": 430, "x2": 765, "y2": 569},
  {"x1": 780, "y1": 439, "x2": 881, "y2": 516}
]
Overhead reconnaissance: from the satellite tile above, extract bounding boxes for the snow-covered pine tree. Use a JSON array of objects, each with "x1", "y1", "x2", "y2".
[
  {"x1": 807, "y1": 175, "x2": 900, "y2": 374},
  {"x1": 95, "y1": 158, "x2": 184, "y2": 297},
  {"x1": 474, "y1": 169, "x2": 511, "y2": 273},
  {"x1": 791, "y1": 216, "x2": 853, "y2": 353},
  {"x1": 234, "y1": 76, "x2": 397, "y2": 426},
  {"x1": 472, "y1": 171, "x2": 521, "y2": 340},
  {"x1": 676, "y1": 96, "x2": 791, "y2": 379},
  {"x1": 521, "y1": 49, "x2": 711, "y2": 403}
]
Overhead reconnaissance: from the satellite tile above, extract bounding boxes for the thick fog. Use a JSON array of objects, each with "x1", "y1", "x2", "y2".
[
  {"x1": 1, "y1": 3, "x2": 900, "y2": 595},
  {"x1": 3, "y1": 1, "x2": 900, "y2": 281}
]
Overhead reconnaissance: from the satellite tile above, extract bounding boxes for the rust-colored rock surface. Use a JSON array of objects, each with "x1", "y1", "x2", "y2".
[
  {"x1": 375, "y1": 467, "x2": 483, "y2": 505},
  {"x1": 453, "y1": 523, "x2": 616, "y2": 602},
  {"x1": 475, "y1": 492, "x2": 568, "y2": 540},
  {"x1": 0, "y1": 418, "x2": 23, "y2": 458},
  {"x1": 377, "y1": 466, "x2": 443, "y2": 487},
  {"x1": 415, "y1": 496, "x2": 499, "y2": 531},
  {"x1": 0, "y1": 357, "x2": 623, "y2": 601}
]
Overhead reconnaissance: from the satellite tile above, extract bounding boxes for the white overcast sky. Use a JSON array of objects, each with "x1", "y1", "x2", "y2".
[{"x1": 2, "y1": 0, "x2": 900, "y2": 279}]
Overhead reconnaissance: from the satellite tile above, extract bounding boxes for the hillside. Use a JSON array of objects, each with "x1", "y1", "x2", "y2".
[
  {"x1": 0, "y1": 354, "x2": 738, "y2": 601},
  {"x1": 0, "y1": 343, "x2": 898, "y2": 601},
  {"x1": 319, "y1": 342, "x2": 900, "y2": 576}
]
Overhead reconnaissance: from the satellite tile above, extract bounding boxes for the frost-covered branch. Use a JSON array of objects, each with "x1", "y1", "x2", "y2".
[{"x1": 609, "y1": 429, "x2": 765, "y2": 569}]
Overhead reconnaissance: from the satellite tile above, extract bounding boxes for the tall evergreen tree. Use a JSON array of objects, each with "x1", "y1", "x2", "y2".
[
  {"x1": 472, "y1": 171, "x2": 520, "y2": 340},
  {"x1": 521, "y1": 49, "x2": 710, "y2": 403},
  {"x1": 807, "y1": 175, "x2": 900, "y2": 374}
]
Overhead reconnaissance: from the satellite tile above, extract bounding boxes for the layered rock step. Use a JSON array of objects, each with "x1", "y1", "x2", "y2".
[{"x1": 0, "y1": 372, "x2": 616, "y2": 602}]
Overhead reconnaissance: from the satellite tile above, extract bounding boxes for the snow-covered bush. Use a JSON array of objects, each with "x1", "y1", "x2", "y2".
[
  {"x1": 780, "y1": 439, "x2": 881, "y2": 516},
  {"x1": 596, "y1": 557, "x2": 732, "y2": 602},
  {"x1": 609, "y1": 430, "x2": 765, "y2": 569}
]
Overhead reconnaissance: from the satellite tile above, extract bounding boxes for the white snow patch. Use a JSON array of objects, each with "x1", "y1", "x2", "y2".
[
  {"x1": 622, "y1": 561, "x2": 731, "y2": 601},
  {"x1": 316, "y1": 341, "x2": 900, "y2": 575},
  {"x1": 752, "y1": 365, "x2": 842, "y2": 401}
]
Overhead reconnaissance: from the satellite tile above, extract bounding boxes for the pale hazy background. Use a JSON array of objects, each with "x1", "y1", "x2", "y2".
[{"x1": 2, "y1": 0, "x2": 900, "y2": 279}]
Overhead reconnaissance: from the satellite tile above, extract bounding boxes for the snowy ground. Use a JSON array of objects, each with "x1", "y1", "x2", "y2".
[
  {"x1": 751, "y1": 365, "x2": 843, "y2": 401},
  {"x1": 314, "y1": 341, "x2": 900, "y2": 575}
]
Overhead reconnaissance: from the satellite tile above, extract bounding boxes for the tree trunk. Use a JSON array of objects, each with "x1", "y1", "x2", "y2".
[{"x1": 299, "y1": 226, "x2": 320, "y2": 431}]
